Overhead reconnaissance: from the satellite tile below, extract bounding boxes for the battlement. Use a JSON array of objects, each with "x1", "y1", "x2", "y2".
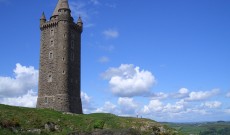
[{"x1": 40, "y1": 21, "x2": 58, "y2": 30}]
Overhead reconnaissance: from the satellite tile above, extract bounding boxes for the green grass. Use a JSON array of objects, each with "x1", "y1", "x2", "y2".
[{"x1": 0, "y1": 104, "x2": 178, "y2": 135}]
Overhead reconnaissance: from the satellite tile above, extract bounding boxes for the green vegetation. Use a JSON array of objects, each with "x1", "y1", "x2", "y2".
[
  {"x1": 0, "y1": 104, "x2": 178, "y2": 135},
  {"x1": 163, "y1": 121, "x2": 230, "y2": 135}
]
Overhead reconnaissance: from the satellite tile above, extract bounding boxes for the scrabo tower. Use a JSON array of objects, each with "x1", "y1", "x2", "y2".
[{"x1": 37, "y1": 0, "x2": 83, "y2": 114}]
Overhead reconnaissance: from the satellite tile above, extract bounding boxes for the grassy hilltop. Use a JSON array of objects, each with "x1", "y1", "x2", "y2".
[{"x1": 0, "y1": 104, "x2": 178, "y2": 135}]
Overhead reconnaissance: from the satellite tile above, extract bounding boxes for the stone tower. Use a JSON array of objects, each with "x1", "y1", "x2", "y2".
[{"x1": 37, "y1": 0, "x2": 83, "y2": 114}]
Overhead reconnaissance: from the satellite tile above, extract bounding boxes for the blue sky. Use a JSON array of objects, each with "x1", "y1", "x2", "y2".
[{"x1": 0, "y1": 0, "x2": 230, "y2": 122}]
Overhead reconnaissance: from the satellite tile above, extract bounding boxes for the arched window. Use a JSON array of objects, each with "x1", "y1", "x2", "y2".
[
  {"x1": 50, "y1": 29, "x2": 54, "y2": 36},
  {"x1": 49, "y1": 51, "x2": 53, "y2": 59},
  {"x1": 50, "y1": 39, "x2": 54, "y2": 46},
  {"x1": 48, "y1": 74, "x2": 52, "y2": 82},
  {"x1": 45, "y1": 97, "x2": 48, "y2": 104}
]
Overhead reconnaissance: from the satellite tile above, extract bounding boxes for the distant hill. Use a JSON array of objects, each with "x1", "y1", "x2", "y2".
[
  {"x1": 0, "y1": 104, "x2": 178, "y2": 135},
  {"x1": 163, "y1": 121, "x2": 230, "y2": 135}
]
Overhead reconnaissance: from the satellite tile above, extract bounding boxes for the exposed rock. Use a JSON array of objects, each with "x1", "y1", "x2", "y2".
[
  {"x1": 27, "y1": 129, "x2": 41, "y2": 134},
  {"x1": 45, "y1": 122, "x2": 58, "y2": 132}
]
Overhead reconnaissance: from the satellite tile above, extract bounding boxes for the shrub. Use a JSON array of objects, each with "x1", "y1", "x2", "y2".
[{"x1": 93, "y1": 120, "x2": 105, "y2": 129}]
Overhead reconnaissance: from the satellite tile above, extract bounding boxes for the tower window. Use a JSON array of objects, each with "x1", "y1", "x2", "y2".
[
  {"x1": 45, "y1": 97, "x2": 48, "y2": 104},
  {"x1": 50, "y1": 39, "x2": 54, "y2": 46},
  {"x1": 48, "y1": 74, "x2": 52, "y2": 82},
  {"x1": 64, "y1": 33, "x2": 66, "y2": 38},
  {"x1": 62, "y1": 70, "x2": 65, "y2": 74},
  {"x1": 62, "y1": 57, "x2": 65, "y2": 61},
  {"x1": 50, "y1": 29, "x2": 54, "y2": 36},
  {"x1": 49, "y1": 51, "x2": 53, "y2": 59}
]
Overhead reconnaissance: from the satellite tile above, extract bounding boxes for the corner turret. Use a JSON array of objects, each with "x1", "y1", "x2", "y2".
[
  {"x1": 77, "y1": 16, "x2": 83, "y2": 32},
  {"x1": 40, "y1": 12, "x2": 46, "y2": 27}
]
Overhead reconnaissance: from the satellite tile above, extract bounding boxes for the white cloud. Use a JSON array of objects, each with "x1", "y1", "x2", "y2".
[
  {"x1": 98, "y1": 56, "x2": 110, "y2": 63},
  {"x1": 102, "y1": 64, "x2": 155, "y2": 97},
  {"x1": 226, "y1": 91, "x2": 230, "y2": 98},
  {"x1": 179, "y1": 88, "x2": 189, "y2": 94},
  {"x1": 103, "y1": 29, "x2": 119, "y2": 39},
  {"x1": 0, "y1": 63, "x2": 38, "y2": 98},
  {"x1": 142, "y1": 99, "x2": 188, "y2": 115},
  {"x1": 150, "y1": 92, "x2": 168, "y2": 99},
  {"x1": 185, "y1": 89, "x2": 219, "y2": 101},
  {"x1": 81, "y1": 91, "x2": 91, "y2": 105},
  {"x1": 163, "y1": 100, "x2": 187, "y2": 113},
  {"x1": 173, "y1": 88, "x2": 189, "y2": 98},
  {"x1": 142, "y1": 100, "x2": 163, "y2": 114},
  {"x1": 81, "y1": 91, "x2": 95, "y2": 114},
  {"x1": 0, "y1": 90, "x2": 37, "y2": 108},
  {"x1": 95, "y1": 101, "x2": 118, "y2": 113},
  {"x1": 118, "y1": 97, "x2": 138, "y2": 114},
  {"x1": 201, "y1": 101, "x2": 222, "y2": 109}
]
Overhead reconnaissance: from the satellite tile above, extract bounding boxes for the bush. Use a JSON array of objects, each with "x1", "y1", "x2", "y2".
[{"x1": 93, "y1": 120, "x2": 105, "y2": 129}]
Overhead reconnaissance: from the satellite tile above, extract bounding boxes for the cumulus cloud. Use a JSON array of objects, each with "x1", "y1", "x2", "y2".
[
  {"x1": 173, "y1": 88, "x2": 189, "y2": 98},
  {"x1": 140, "y1": 98, "x2": 218, "y2": 120},
  {"x1": 118, "y1": 97, "x2": 138, "y2": 114},
  {"x1": 201, "y1": 101, "x2": 222, "y2": 109},
  {"x1": 150, "y1": 92, "x2": 168, "y2": 100},
  {"x1": 142, "y1": 100, "x2": 163, "y2": 114},
  {"x1": 102, "y1": 64, "x2": 155, "y2": 97},
  {"x1": 103, "y1": 29, "x2": 119, "y2": 39},
  {"x1": 163, "y1": 100, "x2": 187, "y2": 113},
  {"x1": 0, "y1": 63, "x2": 38, "y2": 98},
  {"x1": 0, "y1": 90, "x2": 37, "y2": 108},
  {"x1": 81, "y1": 91, "x2": 96, "y2": 113},
  {"x1": 142, "y1": 99, "x2": 188, "y2": 115},
  {"x1": 95, "y1": 101, "x2": 118, "y2": 113},
  {"x1": 81, "y1": 91, "x2": 91, "y2": 105},
  {"x1": 98, "y1": 56, "x2": 110, "y2": 63},
  {"x1": 185, "y1": 89, "x2": 219, "y2": 101}
]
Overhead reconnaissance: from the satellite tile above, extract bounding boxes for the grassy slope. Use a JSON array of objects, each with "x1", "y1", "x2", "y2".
[
  {"x1": 0, "y1": 104, "x2": 178, "y2": 135},
  {"x1": 163, "y1": 121, "x2": 230, "y2": 135}
]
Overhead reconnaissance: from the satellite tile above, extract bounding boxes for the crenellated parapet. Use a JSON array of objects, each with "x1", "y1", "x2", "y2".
[{"x1": 40, "y1": 21, "x2": 58, "y2": 30}]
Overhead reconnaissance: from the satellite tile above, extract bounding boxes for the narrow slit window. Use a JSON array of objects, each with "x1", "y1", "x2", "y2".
[
  {"x1": 62, "y1": 70, "x2": 65, "y2": 74},
  {"x1": 49, "y1": 51, "x2": 53, "y2": 59},
  {"x1": 50, "y1": 40, "x2": 54, "y2": 46},
  {"x1": 48, "y1": 74, "x2": 52, "y2": 82},
  {"x1": 45, "y1": 97, "x2": 48, "y2": 103},
  {"x1": 50, "y1": 29, "x2": 54, "y2": 36}
]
